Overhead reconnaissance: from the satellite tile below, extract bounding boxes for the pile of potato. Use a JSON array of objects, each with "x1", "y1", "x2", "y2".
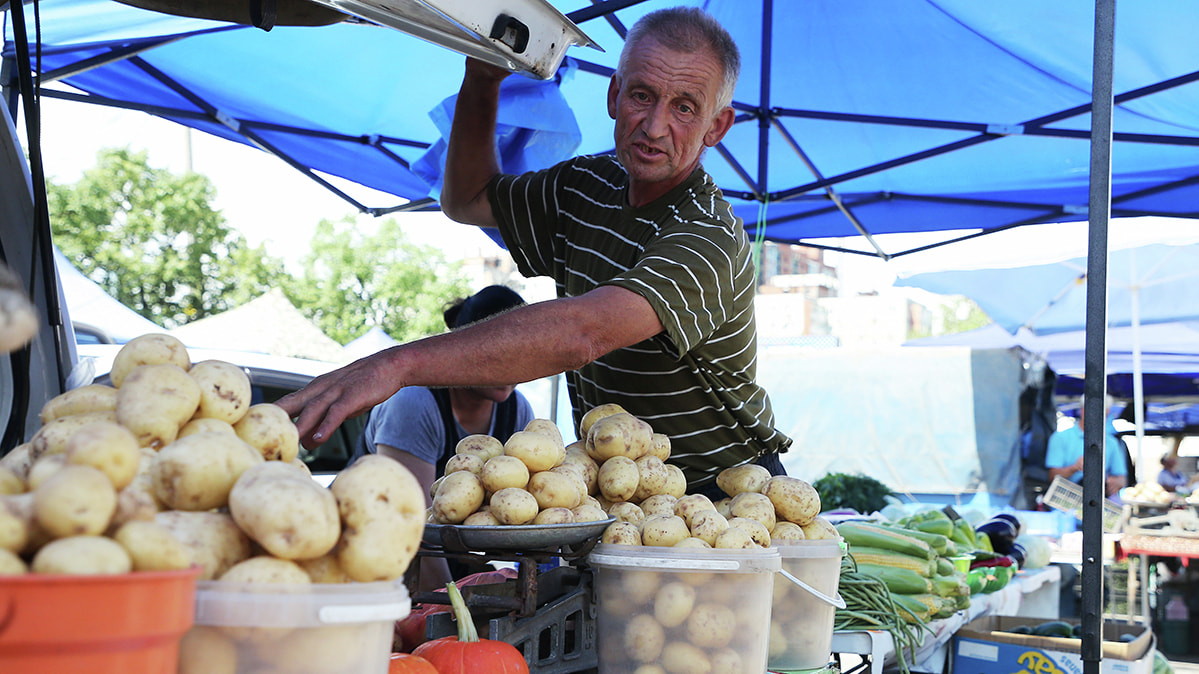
[{"x1": 0, "y1": 333, "x2": 425, "y2": 585}]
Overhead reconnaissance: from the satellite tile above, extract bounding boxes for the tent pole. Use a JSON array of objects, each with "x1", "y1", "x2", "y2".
[
  {"x1": 1082, "y1": 1, "x2": 1116, "y2": 673},
  {"x1": 1131, "y1": 255, "x2": 1145, "y2": 482}
]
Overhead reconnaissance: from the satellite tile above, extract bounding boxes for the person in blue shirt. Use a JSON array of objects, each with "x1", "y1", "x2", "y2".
[{"x1": 1045, "y1": 394, "x2": 1127, "y2": 498}]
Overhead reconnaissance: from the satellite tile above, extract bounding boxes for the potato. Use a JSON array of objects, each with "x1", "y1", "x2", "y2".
[
  {"x1": 65, "y1": 420, "x2": 140, "y2": 490},
  {"x1": 647, "y1": 433, "x2": 672, "y2": 461},
  {"x1": 30, "y1": 410, "x2": 117, "y2": 459},
  {"x1": 26, "y1": 453, "x2": 67, "y2": 490},
  {"x1": 525, "y1": 418, "x2": 566, "y2": 448},
  {"x1": 0, "y1": 548, "x2": 27, "y2": 575},
  {"x1": 109, "y1": 333, "x2": 190, "y2": 388},
  {"x1": 234, "y1": 403, "x2": 300, "y2": 462},
  {"x1": 120, "y1": 364, "x2": 203, "y2": 448},
  {"x1": 527, "y1": 470, "x2": 582, "y2": 510},
  {"x1": 688, "y1": 509, "x2": 729, "y2": 546},
  {"x1": 113, "y1": 519, "x2": 191, "y2": 571},
  {"x1": 709, "y1": 647, "x2": 743, "y2": 674},
  {"x1": 462, "y1": 510, "x2": 500, "y2": 526},
  {"x1": 713, "y1": 526, "x2": 757, "y2": 549},
  {"x1": 331, "y1": 454, "x2": 425, "y2": 582},
  {"x1": 673, "y1": 494, "x2": 716, "y2": 527},
  {"x1": 0, "y1": 465, "x2": 23, "y2": 495},
  {"x1": 727, "y1": 516, "x2": 771, "y2": 547},
  {"x1": 640, "y1": 514, "x2": 690, "y2": 547},
  {"x1": 686, "y1": 603, "x2": 736, "y2": 648},
  {"x1": 771, "y1": 521, "x2": 807, "y2": 541},
  {"x1": 549, "y1": 464, "x2": 590, "y2": 501},
  {"x1": 33, "y1": 464, "x2": 117, "y2": 538},
  {"x1": 39, "y1": 383, "x2": 118, "y2": 424},
  {"x1": 188, "y1": 359, "x2": 253, "y2": 424},
  {"x1": 713, "y1": 497, "x2": 732, "y2": 519},
  {"x1": 251, "y1": 623, "x2": 378, "y2": 673},
  {"x1": 661, "y1": 464, "x2": 687, "y2": 499},
  {"x1": 653, "y1": 581, "x2": 696, "y2": 627},
  {"x1": 455, "y1": 434, "x2": 504, "y2": 462},
  {"x1": 763, "y1": 475, "x2": 821, "y2": 525},
  {"x1": 572, "y1": 503, "x2": 609, "y2": 522},
  {"x1": 229, "y1": 461, "x2": 340, "y2": 560},
  {"x1": 532, "y1": 507, "x2": 574, "y2": 525},
  {"x1": 152, "y1": 431, "x2": 264, "y2": 511},
  {"x1": 504, "y1": 430, "x2": 560, "y2": 473},
  {"x1": 715, "y1": 464, "x2": 772, "y2": 497},
  {"x1": 108, "y1": 451, "x2": 163, "y2": 532},
  {"x1": 586, "y1": 412, "x2": 652, "y2": 462},
  {"x1": 155, "y1": 510, "x2": 252, "y2": 580},
  {"x1": 638, "y1": 493, "x2": 678, "y2": 519},
  {"x1": 661, "y1": 641, "x2": 711, "y2": 674},
  {"x1": 489, "y1": 487, "x2": 539, "y2": 525},
  {"x1": 430, "y1": 470, "x2": 485, "y2": 524},
  {"x1": 0, "y1": 493, "x2": 33, "y2": 553},
  {"x1": 296, "y1": 554, "x2": 354, "y2": 584},
  {"x1": 32, "y1": 535, "x2": 132, "y2": 574},
  {"x1": 608, "y1": 500, "x2": 645, "y2": 525},
  {"x1": 597, "y1": 455, "x2": 639, "y2": 502},
  {"x1": 674, "y1": 537, "x2": 711, "y2": 549},
  {"x1": 625, "y1": 613, "x2": 666, "y2": 663},
  {"x1": 179, "y1": 626, "x2": 238, "y2": 674},
  {"x1": 579, "y1": 402, "x2": 626, "y2": 438},
  {"x1": 220, "y1": 555, "x2": 311, "y2": 584},
  {"x1": 634, "y1": 667, "x2": 668, "y2": 674},
  {"x1": 801, "y1": 514, "x2": 840, "y2": 540},
  {"x1": 480, "y1": 454, "x2": 530, "y2": 492},
  {"x1": 178, "y1": 417, "x2": 238, "y2": 439},
  {"x1": 601, "y1": 520, "x2": 642, "y2": 545},
  {"x1": 561, "y1": 443, "x2": 599, "y2": 494},
  {"x1": 729, "y1": 491, "x2": 777, "y2": 531},
  {"x1": 443, "y1": 453, "x2": 484, "y2": 476},
  {"x1": 0, "y1": 442, "x2": 32, "y2": 480},
  {"x1": 632, "y1": 455, "x2": 670, "y2": 502}
]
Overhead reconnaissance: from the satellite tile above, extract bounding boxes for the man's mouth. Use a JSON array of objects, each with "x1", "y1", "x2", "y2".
[{"x1": 632, "y1": 142, "x2": 665, "y2": 159}]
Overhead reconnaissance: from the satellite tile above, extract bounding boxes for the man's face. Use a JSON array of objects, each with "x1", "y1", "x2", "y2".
[{"x1": 607, "y1": 36, "x2": 735, "y2": 207}]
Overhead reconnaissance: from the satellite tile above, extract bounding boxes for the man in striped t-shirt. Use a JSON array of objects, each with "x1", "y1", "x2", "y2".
[{"x1": 281, "y1": 7, "x2": 791, "y2": 493}]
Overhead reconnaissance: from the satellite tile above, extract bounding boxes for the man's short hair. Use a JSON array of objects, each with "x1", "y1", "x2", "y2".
[{"x1": 618, "y1": 7, "x2": 741, "y2": 112}]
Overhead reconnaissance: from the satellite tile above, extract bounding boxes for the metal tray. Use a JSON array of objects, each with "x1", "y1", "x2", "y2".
[{"x1": 423, "y1": 517, "x2": 614, "y2": 552}]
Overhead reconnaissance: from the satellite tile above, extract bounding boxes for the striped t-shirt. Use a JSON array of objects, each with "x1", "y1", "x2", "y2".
[{"x1": 489, "y1": 155, "x2": 791, "y2": 489}]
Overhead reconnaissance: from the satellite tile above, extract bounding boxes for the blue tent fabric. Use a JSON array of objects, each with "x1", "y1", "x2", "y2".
[{"x1": 6, "y1": 0, "x2": 1199, "y2": 254}]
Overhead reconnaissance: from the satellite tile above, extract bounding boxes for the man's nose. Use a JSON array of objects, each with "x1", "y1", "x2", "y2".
[{"x1": 642, "y1": 101, "x2": 670, "y2": 138}]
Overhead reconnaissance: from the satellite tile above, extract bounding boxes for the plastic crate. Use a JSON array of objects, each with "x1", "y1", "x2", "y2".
[{"x1": 1043, "y1": 476, "x2": 1124, "y2": 532}]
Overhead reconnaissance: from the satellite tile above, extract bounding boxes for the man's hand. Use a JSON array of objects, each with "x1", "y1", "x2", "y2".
[{"x1": 276, "y1": 350, "x2": 403, "y2": 449}]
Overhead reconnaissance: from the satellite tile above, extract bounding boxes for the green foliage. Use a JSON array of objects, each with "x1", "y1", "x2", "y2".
[
  {"x1": 812, "y1": 472, "x2": 895, "y2": 515},
  {"x1": 287, "y1": 216, "x2": 469, "y2": 344},
  {"x1": 940, "y1": 297, "x2": 992, "y2": 335},
  {"x1": 47, "y1": 147, "x2": 285, "y2": 328}
]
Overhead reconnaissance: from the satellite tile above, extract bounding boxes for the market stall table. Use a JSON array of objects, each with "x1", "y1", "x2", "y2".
[
  {"x1": 1114, "y1": 530, "x2": 1199, "y2": 626},
  {"x1": 829, "y1": 565, "x2": 1063, "y2": 674}
]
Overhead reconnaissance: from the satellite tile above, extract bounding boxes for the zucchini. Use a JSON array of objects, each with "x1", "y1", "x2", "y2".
[
  {"x1": 1031, "y1": 620, "x2": 1076, "y2": 638},
  {"x1": 837, "y1": 521, "x2": 935, "y2": 559}
]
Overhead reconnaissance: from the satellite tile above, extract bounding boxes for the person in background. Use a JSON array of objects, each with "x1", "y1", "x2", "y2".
[
  {"x1": 279, "y1": 7, "x2": 791, "y2": 498},
  {"x1": 1045, "y1": 394, "x2": 1127, "y2": 499},
  {"x1": 357, "y1": 285, "x2": 535, "y2": 591},
  {"x1": 1157, "y1": 437, "x2": 1197, "y2": 494}
]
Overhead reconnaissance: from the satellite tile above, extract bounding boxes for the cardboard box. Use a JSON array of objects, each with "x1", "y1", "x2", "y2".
[{"x1": 952, "y1": 616, "x2": 1154, "y2": 674}]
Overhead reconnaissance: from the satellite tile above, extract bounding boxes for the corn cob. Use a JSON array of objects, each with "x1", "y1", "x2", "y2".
[
  {"x1": 932, "y1": 573, "x2": 970, "y2": 597},
  {"x1": 935, "y1": 556, "x2": 956, "y2": 576},
  {"x1": 837, "y1": 521, "x2": 935, "y2": 559},
  {"x1": 876, "y1": 522, "x2": 950, "y2": 555},
  {"x1": 909, "y1": 517, "x2": 955, "y2": 537},
  {"x1": 890, "y1": 593, "x2": 932, "y2": 624},
  {"x1": 857, "y1": 563, "x2": 934, "y2": 594},
  {"x1": 848, "y1": 546, "x2": 936, "y2": 576}
]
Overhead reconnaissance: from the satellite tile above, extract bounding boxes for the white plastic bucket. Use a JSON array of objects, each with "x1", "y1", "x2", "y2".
[
  {"x1": 588, "y1": 544, "x2": 781, "y2": 674},
  {"x1": 769, "y1": 538, "x2": 845, "y2": 671}
]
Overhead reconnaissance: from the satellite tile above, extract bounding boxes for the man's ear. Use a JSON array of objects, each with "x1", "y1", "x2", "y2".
[
  {"x1": 704, "y1": 106, "x2": 736, "y2": 147},
  {"x1": 607, "y1": 75, "x2": 620, "y2": 120}
]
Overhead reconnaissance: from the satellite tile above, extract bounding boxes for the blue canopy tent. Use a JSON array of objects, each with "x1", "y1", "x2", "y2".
[{"x1": 4, "y1": 0, "x2": 1199, "y2": 257}]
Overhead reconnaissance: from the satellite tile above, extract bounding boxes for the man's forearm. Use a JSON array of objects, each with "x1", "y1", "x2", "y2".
[{"x1": 442, "y1": 60, "x2": 508, "y2": 226}]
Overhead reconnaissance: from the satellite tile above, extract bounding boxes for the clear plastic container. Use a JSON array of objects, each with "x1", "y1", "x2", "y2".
[
  {"x1": 184, "y1": 578, "x2": 411, "y2": 674},
  {"x1": 769, "y1": 538, "x2": 845, "y2": 671},
  {"x1": 588, "y1": 544, "x2": 781, "y2": 674}
]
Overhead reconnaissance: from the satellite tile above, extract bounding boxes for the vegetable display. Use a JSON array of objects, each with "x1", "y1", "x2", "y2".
[{"x1": 412, "y1": 582, "x2": 530, "y2": 674}]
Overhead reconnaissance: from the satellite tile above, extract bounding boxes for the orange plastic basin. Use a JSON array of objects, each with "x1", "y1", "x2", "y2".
[{"x1": 0, "y1": 567, "x2": 200, "y2": 674}]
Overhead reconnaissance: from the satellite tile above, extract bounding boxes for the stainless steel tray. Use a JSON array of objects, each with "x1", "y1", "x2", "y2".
[{"x1": 423, "y1": 517, "x2": 614, "y2": 552}]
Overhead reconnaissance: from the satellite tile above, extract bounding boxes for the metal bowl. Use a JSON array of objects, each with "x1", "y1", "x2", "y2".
[{"x1": 423, "y1": 517, "x2": 615, "y2": 552}]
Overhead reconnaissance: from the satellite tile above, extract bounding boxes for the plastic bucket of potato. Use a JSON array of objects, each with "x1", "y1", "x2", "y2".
[
  {"x1": 185, "y1": 578, "x2": 410, "y2": 674},
  {"x1": 588, "y1": 543, "x2": 781, "y2": 674},
  {"x1": 0, "y1": 567, "x2": 201, "y2": 674},
  {"x1": 768, "y1": 538, "x2": 845, "y2": 671}
]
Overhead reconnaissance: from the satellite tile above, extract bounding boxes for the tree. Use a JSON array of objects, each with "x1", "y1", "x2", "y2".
[
  {"x1": 940, "y1": 296, "x2": 992, "y2": 334},
  {"x1": 47, "y1": 147, "x2": 285, "y2": 328},
  {"x1": 288, "y1": 216, "x2": 469, "y2": 344}
]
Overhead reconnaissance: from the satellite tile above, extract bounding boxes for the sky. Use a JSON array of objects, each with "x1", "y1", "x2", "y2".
[{"x1": 24, "y1": 96, "x2": 1199, "y2": 300}]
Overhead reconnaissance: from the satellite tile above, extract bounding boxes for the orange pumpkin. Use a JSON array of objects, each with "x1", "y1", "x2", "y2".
[
  {"x1": 389, "y1": 652, "x2": 439, "y2": 674},
  {"x1": 412, "y1": 582, "x2": 529, "y2": 674}
]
